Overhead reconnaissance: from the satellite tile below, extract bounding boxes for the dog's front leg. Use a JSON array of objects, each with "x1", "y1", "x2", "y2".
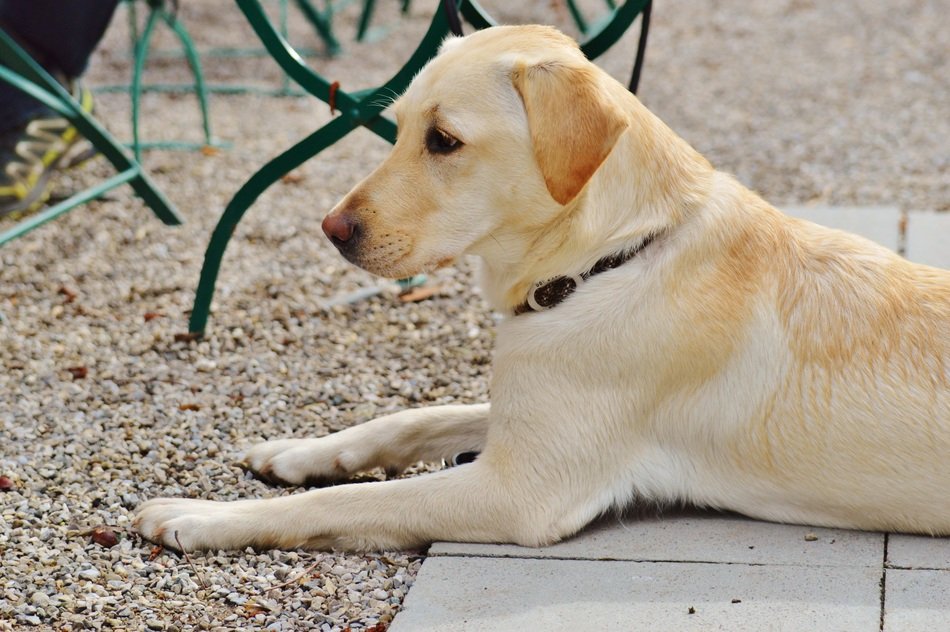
[
  {"x1": 243, "y1": 403, "x2": 489, "y2": 486},
  {"x1": 135, "y1": 460, "x2": 538, "y2": 552}
]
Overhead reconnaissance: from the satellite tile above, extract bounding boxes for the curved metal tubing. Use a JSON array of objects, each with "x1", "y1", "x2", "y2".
[
  {"x1": 188, "y1": 116, "x2": 353, "y2": 333},
  {"x1": 0, "y1": 168, "x2": 140, "y2": 246},
  {"x1": 163, "y1": 10, "x2": 214, "y2": 146},
  {"x1": 459, "y1": 0, "x2": 495, "y2": 30},
  {"x1": 131, "y1": 9, "x2": 160, "y2": 161},
  {"x1": 292, "y1": 0, "x2": 342, "y2": 56},
  {"x1": 130, "y1": 6, "x2": 217, "y2": 161},
  {"x1": 579, "y1": 0, "x2": 651, "y2": 60}
]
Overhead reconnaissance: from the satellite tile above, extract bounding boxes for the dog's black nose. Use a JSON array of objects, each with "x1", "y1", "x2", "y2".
[{"x1": 322, "y1": 213, "x2": 359, "y2": 251}]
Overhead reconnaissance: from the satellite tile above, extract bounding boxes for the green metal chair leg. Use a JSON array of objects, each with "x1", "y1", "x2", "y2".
[
  {"x1": 453, "y1": 0, "x2": 650, "y2": 61},
  {"x1": 356, "y1": 0, "x2": 377, "y2": 42},
  {"x1": 233, "y1": 0, "x2": 443, "y2": 122},
  {"x1": 278, "y1": 0, "x2": 292, "y2": 94},
  {"x1": 566, "y1": 0, "x2": 591, "y2": 34},
  {"x1": 130, "y1": 3, "x2": 217, "y2": 160},
  {"x1": 0, "y1": 169, "x2": 140, "y2": 246},
  {"x1": 131, "y1": 8, "x2": 159, "y2": 161},
  {"x1": 188, "y1": 116, "x2": 353, "y2": 333},
  {"x1": 293, "y1": 0, "x2": 342, "y2": 56},
  {"x1": 577, "y1": 0, "x2": 650, "y2": 60},
  {"x1": 163, "y1": 10, "x2": 215, "y2": 148}
]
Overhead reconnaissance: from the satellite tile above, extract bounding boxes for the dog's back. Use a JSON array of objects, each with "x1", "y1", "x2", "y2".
[{"x1": 649, "y1": 180, "x2": 950, "y2": 534}]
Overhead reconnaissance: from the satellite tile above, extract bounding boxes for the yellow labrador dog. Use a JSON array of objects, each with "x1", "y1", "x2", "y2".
[{"x1": 136, "y1": 25, "x2": 950, "y2": 551}]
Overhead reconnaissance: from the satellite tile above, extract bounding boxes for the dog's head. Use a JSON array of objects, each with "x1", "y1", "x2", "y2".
[{"x1": 322, "y1": 25, "x2": 629, "y2": 279}]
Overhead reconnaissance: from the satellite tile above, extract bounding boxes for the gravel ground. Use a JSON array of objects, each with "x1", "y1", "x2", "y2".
[{"x1": 1, "y1": 0, "x2": 946, "y2": 630}]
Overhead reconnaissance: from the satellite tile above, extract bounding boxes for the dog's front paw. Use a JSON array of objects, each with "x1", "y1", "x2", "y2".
[
  {"x1": 134, "y1": 498, "x2": 249, "y2": 552},
  {"x1": 243, "y1": 438, "x2": 350, "y2": 487}
]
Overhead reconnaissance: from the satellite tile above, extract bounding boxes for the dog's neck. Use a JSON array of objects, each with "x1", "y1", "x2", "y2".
[
  {"x1": 478, "y1": 94, "x2": 715, "y2": 316},
  {"x1": 510, "y1": 232, "x2": 659, "y2": 315}
]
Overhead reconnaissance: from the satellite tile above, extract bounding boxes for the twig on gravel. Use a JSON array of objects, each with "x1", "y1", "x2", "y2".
[
  {"x1": 66, "y1": 524, "x2": 132, "y2": 538},
  {"x1": 174, "y1": 531, "x2": 208, "y2": 589},
  {"x1": 266, "y1": 558, "x2": 321, "y2": 593}
]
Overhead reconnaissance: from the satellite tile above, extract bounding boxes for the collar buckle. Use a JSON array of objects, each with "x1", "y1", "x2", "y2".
[{"x1": 526, "y1": 274, "x2": 585, "y2": 312}]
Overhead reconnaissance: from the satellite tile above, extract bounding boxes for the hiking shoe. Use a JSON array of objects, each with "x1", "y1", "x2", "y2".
[{"x1": 0, "y1": 85, "x2": 94, "y2": 219}]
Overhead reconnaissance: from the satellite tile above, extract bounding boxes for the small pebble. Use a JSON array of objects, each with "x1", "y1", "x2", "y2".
[
  {"x1": 77, "y1": 568, "x2": 101, "y2": 580},
  {"x1": 30, "y1": 592, "x2": 50, "y2": 607}
]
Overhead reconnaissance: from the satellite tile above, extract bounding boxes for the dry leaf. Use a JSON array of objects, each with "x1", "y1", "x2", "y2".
[
  {"x1": 90, "y1": 526, "x2": 119, "y2": 548},
  {"x1": 281, "y1": 171, "x2": 305, "y2": 185},
  {"x1": 67, "y1": 366, "x2": 88, "y2": 379},
  {"x1": 58, "y1": 286, "x2": 78, "y2": 303},
  {"x1": 179, "y1": 403, "x2": 201, "y2": 411},
  {"x1": 398, "y1": 285, "x2": 442, "y2": 303},
  {"x1": 243, "y1": 602, "x2": 270, "y2": 617},
  {"x1": 143, "y1": 312, "x2": 164, "y2": 322}
]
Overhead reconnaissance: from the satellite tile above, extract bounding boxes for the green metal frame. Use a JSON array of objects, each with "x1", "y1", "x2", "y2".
[
  {"x1": 0, "y1": 28, "x2": 183, "y2": 247},
  {"x1": 98, "y1": 0, "x2": 351, "y2": 101},
  {"x1": 188, "y1": 0, "x2": 650, "y2": 334},
  {"x1": 356, "y1": 0, "x2": 413, "y2": 42},
  {"x1": 358, "y1": 0, "x2": 626, "y2": 45},
  {"x1": 566, "y1": 0, "x2": 619, "y2": 35},
  {"x1": 292, "y1": 0, "x2": 345, "y2": 57},
  {"x1": 126, "y1": 0, "x2": 223, "y2": 160}
]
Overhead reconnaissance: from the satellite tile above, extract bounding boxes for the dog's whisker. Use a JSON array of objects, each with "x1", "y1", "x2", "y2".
[{"x1": 368, "y1": 87, "x2": 400, "y2": 112}]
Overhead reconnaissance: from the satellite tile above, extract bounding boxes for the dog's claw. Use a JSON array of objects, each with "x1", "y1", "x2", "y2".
[{"x1": 134, "y1": 497, "x2": 238, "y2": 552}]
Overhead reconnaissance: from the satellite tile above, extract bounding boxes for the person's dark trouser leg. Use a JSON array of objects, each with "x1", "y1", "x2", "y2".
[{"x1": 0, "y1": 0, "x2": 121, "y2": 132}]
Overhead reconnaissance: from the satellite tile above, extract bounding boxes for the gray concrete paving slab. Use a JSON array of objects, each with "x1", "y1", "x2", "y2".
[
  {"x1": 888, "y1": 535, "x2": 950, "y2": 570},
  {"x1": 390, "y1": 556, "x2": 883, "y2": 632},
  {"x1": 883, "y1": 569, "x2": 950, "y2": 632},
  {"x1": 905, "y1": 210, "x2": 950, "y2": 269},
  {"x1": 781, "y1": 205, "x2": 902, "y2": 251},
  {"x1": 431, "y1": 509, "x2": 884, "y2": 568}
]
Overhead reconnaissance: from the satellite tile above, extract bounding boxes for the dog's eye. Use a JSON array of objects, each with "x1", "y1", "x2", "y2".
[{"x1": 425, "y1": 128, "x2": 462, "y2": 154}]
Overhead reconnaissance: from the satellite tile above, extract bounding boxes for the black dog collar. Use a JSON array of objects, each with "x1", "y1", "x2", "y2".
[{"x1": 513, "y1": 234, "x2": 657, "y2": 316}]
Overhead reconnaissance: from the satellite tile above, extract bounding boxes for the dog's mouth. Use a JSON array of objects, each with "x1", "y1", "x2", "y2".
[
  {"x1": 335, "y1": 238, "x2": 429, "y2": 280},
  {"x1": 323, "y1": 213, "x2": 414, "y2": 276},
  {"x1": 321, "y1": 210, "x2": 463, "y2": 280}
]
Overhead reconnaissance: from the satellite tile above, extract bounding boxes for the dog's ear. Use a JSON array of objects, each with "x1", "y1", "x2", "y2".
[{"x1": 512, "y1": 61, "x2": 628, "y2": 205}]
